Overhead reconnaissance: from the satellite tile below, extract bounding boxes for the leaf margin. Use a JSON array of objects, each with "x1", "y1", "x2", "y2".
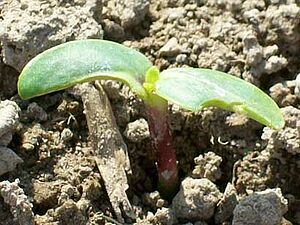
[
  {"x1": 155, "y1": 67, "x2": 285, "y2": 130},
  {"x1": 18, "y1": 39, "x2": 153, "y2": 100}
]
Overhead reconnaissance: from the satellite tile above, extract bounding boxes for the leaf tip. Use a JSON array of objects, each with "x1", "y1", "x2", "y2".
[
  {"x1": 231, "y1": 102, "x2": 285, "y2": 130},
  {"x1": 271, "y1": 116, "x2": 285, "y2": 130}
]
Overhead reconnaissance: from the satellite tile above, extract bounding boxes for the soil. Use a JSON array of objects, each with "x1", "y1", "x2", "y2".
[{"x1": 0, "y1": 0, "x2": 299, "y2": 225}]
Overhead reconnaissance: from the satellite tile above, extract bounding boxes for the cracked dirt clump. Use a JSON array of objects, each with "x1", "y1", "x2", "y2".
[
  {"x1": 136, "y1": 207, "x2": 177, "y2": 225},
  {"x1": 0, "y1": 0, "x2": 300, "y2": 223},
  {"x1": 227, "y1": 106, "x2": 299, "y2": 194},
  {"x1": 234, "y1": 150, "x2": 272, "y2": 193},
  {"x1": 258, "y1": 106, "x2": 300, "y2": 196},
  {"x1": 0, "y1": 0, "x2": 103, "y2": 71},
  {"x1": 0, "y1": 100, "x2": 20, "y2": 142},
  {"x1": 262, "y1": 106, "x2": 300, "y2": 155},
  {"x1": 127, "y1": 1, "x2": 300, "y2": 87},
  {"x1": 0, "y1": 179, "x2": 34, "y2": 225},
  {"x1": 101, "y1": 0, "x2": 150, "y2": 41},
  {"x1": 232, "y1": 188, "x2": 288, "y2": 225},
  {"x1": 172, "y1": 177, "x2": 222, "y2": 221},
  {"x1": 269, "y1": 80, "x2": 298, "y2": 108},
  {"x1": 142, "y1": 190, "x2": 166, "y2": 210},
  {"x1": 103, "y1": 0, "x2": 149, "y2": 29},
  {"x1": 0, "y1": 100, "x2": 23, "y2": 175},
  {"x1": 36, "y1": 199, "x2": 91, "y2": 225},
  {"x1": 192, "y1": 151, "x2": 222, "y2": 182}
]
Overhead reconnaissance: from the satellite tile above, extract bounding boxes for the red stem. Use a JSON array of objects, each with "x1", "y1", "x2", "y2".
[{"x1": 145, "y1": 99, "x2": 179, "y2": 199}]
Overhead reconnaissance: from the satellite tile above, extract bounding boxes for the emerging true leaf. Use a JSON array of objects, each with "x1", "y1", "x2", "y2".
[
  {"x1": 155, "y1": 68, "x2": 285, "y2": 130},
  {"x1": 18, "y1": 39, "x2": 152, "y2": 99}
]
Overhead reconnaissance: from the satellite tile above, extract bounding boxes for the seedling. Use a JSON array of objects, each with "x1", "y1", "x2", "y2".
[{"x1": 18, "y1": 39, "x2": 284, "y2": 198}]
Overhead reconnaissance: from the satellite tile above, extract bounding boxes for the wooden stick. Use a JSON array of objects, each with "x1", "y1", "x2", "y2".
[{"x1": 73, "y1": 82, "x2": 133, "y2": 223}]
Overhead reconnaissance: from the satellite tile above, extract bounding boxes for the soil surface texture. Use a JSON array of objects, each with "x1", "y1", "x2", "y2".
[{"x1": 0, "y1": 0, "x2": 299, "y2": 225}]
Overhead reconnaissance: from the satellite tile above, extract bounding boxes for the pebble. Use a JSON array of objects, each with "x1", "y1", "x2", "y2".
[
  {"x1": 263, "y1": 55, "x2": 288, "y2": 74},
  {"x1": 0, "y1": 146, "x2": 23, "y2": 176},
  {"x1": 0, "y1": 100, "x2": 22, "y2": 175},
  {"x1": 167, "y1": 7, "x2": 185, "y2": 22},
  {"x1": 60, "y1": 128, "x2": 73, "y2": 142},
  {"x1": 176, "y1": 54, "x2": 187, "y2": 63},
  {"x1": 159, "y1": 37, "x2": 182, "y2": 57},
  {"x1": 123, "y1": 118, "x2": 149, "y2": 142},
  {"x1": 0, "y1": 100, "x2": 20, "y2": 138}
]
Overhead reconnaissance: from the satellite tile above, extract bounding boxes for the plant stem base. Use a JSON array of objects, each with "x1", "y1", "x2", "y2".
[{"x1": 145, "y1": 95, "x2": 179, "y2": 199}]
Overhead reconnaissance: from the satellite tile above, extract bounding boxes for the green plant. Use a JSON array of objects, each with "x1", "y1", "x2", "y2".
[{"x1": 18, "y1": 39, "x2": 284, "y2": 198}]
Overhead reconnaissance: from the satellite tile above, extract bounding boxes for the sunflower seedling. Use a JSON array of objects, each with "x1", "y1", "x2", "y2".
[{"x1": 18, "y1": 39, "x2": 284, "y2": 198}]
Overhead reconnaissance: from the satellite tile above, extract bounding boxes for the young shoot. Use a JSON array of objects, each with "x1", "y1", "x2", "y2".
[{"x1": 18, "y1": 39, "x2": 285, "y2": 198}]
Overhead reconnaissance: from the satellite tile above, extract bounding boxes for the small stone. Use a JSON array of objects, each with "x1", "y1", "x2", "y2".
[
  {"x1": 0, "y1": 100, "x2": 20, "y2": 138},
  {"x1": 0, "y1": 146, "x2": 23, "y2": 176},
  {"x1": 21, "y1": 123, "x2": 45, "y2": 152},
  {"x1": 243, "y1": 9, "x2": 260, "y2": 24},
  {"x1": 263, "y1": 55, "x2": 288, "y2": 74},
  {"x1": 54, "y1": 199, "x2": 88, "y2": 224},
  {"x1": 143, "y1": 191, "x2": 166, "y2": 209},
  {"x1": 176, "y1": 54, "x2": 187, "y2": 64},
  {"x1": 195, "y1": 38, "x2": 208, "y2": 49},
  {"x1": 123, "y1": 118, "x2": 149, "y2": 142},
  {"x1": 60, "y1": 128, "x2": 73, "y2": 142},
  {"x1": 154, "y1": 207, "x2": 176, "y2": 225},
  {"x1": 269, "y1": 82, "x2": 297, "y2": 107},
  {"x1": 102, "y1": 19, "x2": 125, "y2": 41},
  {"x1": 159, "y1": 37, "x2": 182, "y2": 57},
  {"x1": 22, "y1": 143, "x2": 35, "y2": 151},
  {"x1": 186, "y1": 11, "x2": 194, "y2": 18},
  {"x1": 263, "y1": 45, "x2": 279, "y2": 58},
  {"x1": 156, "y1": 199, "x2": 165, "y2": 208},
  {"x1": 167, "y1": 7, "x2": 185, "y2": 21}
]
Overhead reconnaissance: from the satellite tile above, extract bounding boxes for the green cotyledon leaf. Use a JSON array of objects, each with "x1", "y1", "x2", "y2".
[
  {"x1": 18, "y1": 39, "x2": 152, "y2": 100},
  {"x1": 155, "y1": 68, "x2": 284, "y2": 130}
]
